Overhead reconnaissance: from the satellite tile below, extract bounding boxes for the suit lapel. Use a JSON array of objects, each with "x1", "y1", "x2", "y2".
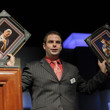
[
  {"x1": 40, "y1": 58, "x2": 58, "y2": 81},
  {"x1": 40, "y1": 58, "x2": 69, "y2": 81},
  {"x1": 61, "y1": 61, "x2": 69, "y2": 80}
]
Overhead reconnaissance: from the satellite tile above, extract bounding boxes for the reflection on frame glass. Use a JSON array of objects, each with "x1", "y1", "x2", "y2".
[
  {"x1": 0, "y1": 10, "x2": 31, "y2": 65},
  {"x1": 85, "y1": 24, "x2": 110, "y2": 67}
]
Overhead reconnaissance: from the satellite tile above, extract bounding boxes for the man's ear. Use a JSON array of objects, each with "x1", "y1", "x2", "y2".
[{"x1": 43, "y1": 43, "x2": 46, "y2": 50}]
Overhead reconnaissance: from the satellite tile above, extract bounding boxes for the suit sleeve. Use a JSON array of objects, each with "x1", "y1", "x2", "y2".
[
  {"x1": 22, "y1": 64, "x2": 33, "y2": 91},
  {"x1": 76, "y1": 70, "x2": 108, "y2": 94}
]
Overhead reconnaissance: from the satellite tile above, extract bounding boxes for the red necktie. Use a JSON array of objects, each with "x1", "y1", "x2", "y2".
[
  {"x1": 53, "y1": 61, "x2": 63, "y2": 110},
  {"x1": 53, "y1": 61, "x2": 62, "y2": 81}
]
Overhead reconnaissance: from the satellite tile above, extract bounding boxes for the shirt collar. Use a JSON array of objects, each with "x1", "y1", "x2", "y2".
[{"x1": 45, "y1": 56, "x2": 62, "y2": 64}]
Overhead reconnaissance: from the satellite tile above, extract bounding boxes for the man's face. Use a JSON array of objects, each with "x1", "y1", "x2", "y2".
[{"x1": 43, "y1": 34, "x2": 62, "y2": 58}]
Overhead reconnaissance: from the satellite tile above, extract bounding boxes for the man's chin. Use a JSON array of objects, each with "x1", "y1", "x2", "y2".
[{"x1": 50, "y1": 53, "x2": 59, "y2": 57}]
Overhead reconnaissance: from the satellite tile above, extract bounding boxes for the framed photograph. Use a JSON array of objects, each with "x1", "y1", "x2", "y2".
[
  {"x1": 85, "y1": 24, "x2": 110, "y2": 67},
  {"x1": 0, "y1": 10, "x2": 31, "y2": 65}
]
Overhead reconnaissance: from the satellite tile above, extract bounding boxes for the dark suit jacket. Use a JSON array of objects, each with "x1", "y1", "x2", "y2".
[{"x1": 22, "y1": 58, "x2": 107, "y2": 110}]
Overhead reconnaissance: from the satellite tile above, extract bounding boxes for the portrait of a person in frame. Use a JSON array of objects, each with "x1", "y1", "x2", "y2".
[{"x1": 0, "y1": 29, "x2": 12, "y2": 52}]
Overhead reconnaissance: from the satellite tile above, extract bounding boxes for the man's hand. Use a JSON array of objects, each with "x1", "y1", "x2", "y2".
[
  {"x1": 6, "y1": 54, "x2": 15, "y2": 66},
  {"x1": 98, "y1": 59, "x2": 107, "y2": 74}
]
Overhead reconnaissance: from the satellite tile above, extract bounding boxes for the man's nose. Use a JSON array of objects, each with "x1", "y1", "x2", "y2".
[{"x1": 53, "y1": 42, "x2": 56, "y2": 47}]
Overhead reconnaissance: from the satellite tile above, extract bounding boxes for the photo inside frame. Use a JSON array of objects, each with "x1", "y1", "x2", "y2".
[
  {"x1": 91, "y1": 30, "x2": 110, "y2": 66},
  {"x1": 0, "y1": 17, "x2": 25, "y2": 60},
  {"x1": 0, "y1": 22, "x2": 19, "y2": 52}
]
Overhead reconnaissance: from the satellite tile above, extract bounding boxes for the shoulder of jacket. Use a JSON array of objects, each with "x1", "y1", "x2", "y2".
[
  {"x1": 62, "y1": 60, "x2": 78, "y2": 69},
  {"x1": 26, "y1": 60, "x2": 40, "y2": 67}
]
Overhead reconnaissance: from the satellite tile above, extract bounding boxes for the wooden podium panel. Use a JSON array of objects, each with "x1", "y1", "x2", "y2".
[{"x1": 0, "y1": 68, "x2": 23, "y2": 110}]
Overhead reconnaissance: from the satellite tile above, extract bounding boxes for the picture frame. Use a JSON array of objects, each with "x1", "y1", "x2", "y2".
[
  {"x1": 0, "y1": 10, "x2": 31, "y2": 66},
  {"x1": 85, "y1": 24, "x2": 110, "y2": 67}
]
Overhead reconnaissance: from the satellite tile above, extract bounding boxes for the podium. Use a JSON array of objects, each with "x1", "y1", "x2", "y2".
[{"x1": 0, "y1": 67, "x2": 23, "y2": 110}]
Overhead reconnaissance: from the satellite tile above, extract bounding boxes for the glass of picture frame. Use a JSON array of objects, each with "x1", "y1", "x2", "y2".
[
  {"x1": 85, "y1": 24, "x2": 110, "y2": 67},
  {"x1": 0, "y1": 10, "x2": 31, "y2": 66}
]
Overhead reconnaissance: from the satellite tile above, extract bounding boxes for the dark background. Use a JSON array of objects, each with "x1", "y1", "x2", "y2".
[
  {"x1": 1, "y1": 2, "x2": 110, "y2": 110},
  {"x1": 0, "y1": 2, "x2": 110, "y2": 47}
]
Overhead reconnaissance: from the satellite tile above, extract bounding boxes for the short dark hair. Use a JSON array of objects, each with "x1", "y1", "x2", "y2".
[{"x1": 43, "y1": 31, "x2": 62, "y2": 44}]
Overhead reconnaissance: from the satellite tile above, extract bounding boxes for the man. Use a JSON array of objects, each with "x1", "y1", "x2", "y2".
[{"x1": 7, "y1": 31, "x2": 108, "y2": 110}]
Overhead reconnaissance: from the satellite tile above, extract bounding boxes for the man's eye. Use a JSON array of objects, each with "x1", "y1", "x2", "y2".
[
  {"x1": 56, "y1": 41, "x2": 61, "y2": 44},
  {"x1": 48, "y1": 41, "x2": 53, "y2": 43}
]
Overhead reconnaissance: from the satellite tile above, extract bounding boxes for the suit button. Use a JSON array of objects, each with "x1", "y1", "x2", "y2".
[{"x1": 59, "y1": 81, "x2": 61, "y2": 84}]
